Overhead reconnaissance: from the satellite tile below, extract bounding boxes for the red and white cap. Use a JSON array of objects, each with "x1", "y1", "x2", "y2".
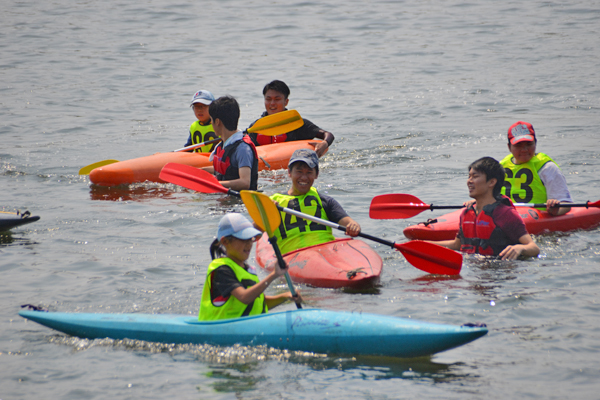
[{"x1": 508, "y1": 121, "x2": 536, "y2": 145}]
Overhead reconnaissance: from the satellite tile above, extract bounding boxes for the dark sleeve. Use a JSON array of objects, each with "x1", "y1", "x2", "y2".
[
  {"x1": 494, "y1": 205, "x2": 529, "y2": 243},
  {"x1": 184, "y1": 135, "x2": 193, "y2": 147},
  {"x1": 286, "y1": 118, "x2": 323, "y2": 141},
  {"x1": 211, "y1": 265, "x2": 243, "y2": 298},
  {"x1": 319, "y1": 193, "x2": 349, "y2": 224}
]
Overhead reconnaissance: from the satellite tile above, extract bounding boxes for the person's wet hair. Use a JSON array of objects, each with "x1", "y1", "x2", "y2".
[{"x1": 469, "y1": 156, "x2": 505, "y2": 198}]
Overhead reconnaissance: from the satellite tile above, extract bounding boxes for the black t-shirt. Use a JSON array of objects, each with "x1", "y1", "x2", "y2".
[
  {"x1": 319, "y1": 192, "x2": 349, "y2": 223},
  {"x1": 211, "y1": 265, "x2": 245, "y2": 299},
  {"x1": 246, "y1": 111, "x2": 327, "y2": 145}
]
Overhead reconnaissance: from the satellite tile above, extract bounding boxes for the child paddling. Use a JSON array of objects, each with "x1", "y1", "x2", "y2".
[{"x1": 199, "y1": 213, "x2": 301, "y2": 321}]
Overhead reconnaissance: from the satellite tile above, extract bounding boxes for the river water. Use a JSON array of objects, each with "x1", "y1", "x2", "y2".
[{"x1": 2, "y1": 0, "x2": 600, "y2": 398}]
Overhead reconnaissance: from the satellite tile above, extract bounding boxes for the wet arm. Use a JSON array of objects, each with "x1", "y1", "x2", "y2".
[
  {"x1": 498, "y1": 234, "x2": 540, "y2": 260},
  {"x1": 220, "y1": 166, "x2": 252, "y2": 191}
]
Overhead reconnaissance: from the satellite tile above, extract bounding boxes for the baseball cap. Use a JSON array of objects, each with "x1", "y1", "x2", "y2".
[
  {"x1": 288, "y1": 149, "x2": 319, "y2": 169},
  {"x1": 217, "y1": 213, "x2": 262, "y2": 241},
  {"x1": 508, "y1": 121, "x2": 536, "y2": 145},
  {"x1": 190, "y1": 90, "x2": 215, "y2": 106}
]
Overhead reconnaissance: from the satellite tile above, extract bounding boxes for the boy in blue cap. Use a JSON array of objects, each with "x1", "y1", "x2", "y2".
[{"x1": 183, "y1": 89, "x2": 217, "y2": 153}]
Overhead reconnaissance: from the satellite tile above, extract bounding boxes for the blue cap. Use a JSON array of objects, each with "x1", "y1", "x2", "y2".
[
  {"x1": 190, "y1": 90, "x2": 215, "y2": 106},
  {"x1": 288, "y1": 149, "x2": 319, "y2": 169},
  {"x1": 217, "y1": 213, "x2": 262, "y2": 241}
]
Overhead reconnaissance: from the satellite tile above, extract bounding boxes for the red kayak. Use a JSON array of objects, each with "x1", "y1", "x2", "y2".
[
  {"x1": 89, "y1": 140, "x2": 324, "y2": 187},
  {"x1": 403, "y1": 206, "x2": 600, "y2": 240},
  {"x1": 255, "y1": 235, "x2": 383, "y2": 289}
]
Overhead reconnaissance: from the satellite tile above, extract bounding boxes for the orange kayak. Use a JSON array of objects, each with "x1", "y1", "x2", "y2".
[
  {"x1": 255, "y1": 235, "x2": 383, "y2": 289},
  {"x1": 403, "y1": 206, "x2": 600, "y2": 240},
  {"x1": 89, "y1": 140, "x2": 324, "y2": 187}
]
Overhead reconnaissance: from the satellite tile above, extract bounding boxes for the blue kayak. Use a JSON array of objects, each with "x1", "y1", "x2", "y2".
[{"x1": 19, "y1": 308, "x2": 487, "y2": 358}]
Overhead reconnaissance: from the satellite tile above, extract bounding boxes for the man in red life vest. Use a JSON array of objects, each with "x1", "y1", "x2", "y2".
[
  {"x1": 202, "y1": 96, "x2": 258, "y2": 191},
  {"x1": 246, "y1": 80, "x2": 334, "y2": 157},
  {"x1": 428, "y1": 157, "x2": 540, "y2": 260}
]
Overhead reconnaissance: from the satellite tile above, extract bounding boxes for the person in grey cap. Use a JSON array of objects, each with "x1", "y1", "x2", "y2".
[
  {"x1": 268, "y1": 149, "x2": 361, "y2": 255},
  {"x1": 183, "y1": 89, "x2": 218, "y2": 153},
  {"x1": 199, "y1": 213, "x2": 301, "y2": 321}
]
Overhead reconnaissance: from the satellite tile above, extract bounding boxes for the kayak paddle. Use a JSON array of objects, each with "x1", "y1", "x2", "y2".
[
  {"x1": 370, "y1": 193, "x2": 599, "y2": 219},
  {"x1": 159, "y1": 163, "x2": 463, "y2": 275},
  {"x1": 172, "y1": 137, "x2": 222, "y2": 153},
  {"x1": 240, "y1": 190, "x2": 302, "y2": 308},
  {"x1": 246, "y1": 110, "x2": 304, "y2": 137}
]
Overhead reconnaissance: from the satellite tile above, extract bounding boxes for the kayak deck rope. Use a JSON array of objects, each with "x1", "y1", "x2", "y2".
[
  {"x1": 461, "y1": 322, "x2": 487, "y2": 328},
  {"x1": 20, "y1": 304, "x2": 48, "y2": 312},
  {"x1": 418, "y1": 218, "x2": 438, "y2": 227},
  {"x1": 17, "y1": 210, "x2": 31, "y2": 219},
  {"x1": 346, "y1": 268, "x2": 367, "y2": 279}
]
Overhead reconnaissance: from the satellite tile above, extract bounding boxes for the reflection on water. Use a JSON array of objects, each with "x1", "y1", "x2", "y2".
[
  {"x1": 0, "y1": 231, "x2": 37, "y2": 247},
  {"x1": 89, "y1": 184, "x2": 181, "y2": 202},
  {"x1": 46, "y1": 334, "x2": 479, "y2": 388},
  {"x1": 403, "y1": 274, "x2": 463, "y2": 294}
]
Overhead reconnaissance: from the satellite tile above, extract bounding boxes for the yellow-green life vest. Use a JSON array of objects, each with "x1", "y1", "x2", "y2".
[
  {"x1": 500, "y1": 152, "x2": 555, "y2": 205},
  {"x1": 189, "y1": 121, "x2": 217, "y2": 153},
  {"x1": 270, "y1": 188, "x2": 335, "y2": 255},
  {"x1": 198, "y1": 257, "x2": 267, "y2": 321}
]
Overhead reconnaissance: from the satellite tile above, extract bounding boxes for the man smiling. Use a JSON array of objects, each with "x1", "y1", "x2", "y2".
[
  {"x1": 246, "y1": 80, "x2": 335, "y2": 157},
  {"x1": 427, "y1": 157, "x2": 539, "y2": 260},
  {"x1": 269, "y1": 149, "x2": 360, "y2": 254}
]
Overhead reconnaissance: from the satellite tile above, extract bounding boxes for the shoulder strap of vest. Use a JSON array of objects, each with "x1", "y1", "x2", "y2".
[
  {"x1": 222, "y1": 135, "x2": 258, "y2": 159},
  {"x1": 482, "y1": 196, "x2": 513, "y2": 216}
]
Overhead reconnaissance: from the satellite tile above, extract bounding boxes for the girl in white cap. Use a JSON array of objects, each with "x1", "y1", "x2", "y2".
[{"x1": 198, "y1": 213, "x2": 301, "y2": 321}]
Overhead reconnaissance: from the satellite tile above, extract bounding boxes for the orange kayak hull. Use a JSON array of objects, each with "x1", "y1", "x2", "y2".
[{"x1": 89, "y1": 140, "x2": 324, "y2": 187}]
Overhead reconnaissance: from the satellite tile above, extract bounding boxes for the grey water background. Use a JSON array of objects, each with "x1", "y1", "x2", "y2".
[{"x1": 2, "y1": 0, "x2": 600, "y2": 398}]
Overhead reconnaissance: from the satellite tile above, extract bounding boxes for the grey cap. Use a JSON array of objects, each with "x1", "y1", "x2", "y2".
[{"x1": 288, "y1": 149, "x2": 319, "y2": 169}]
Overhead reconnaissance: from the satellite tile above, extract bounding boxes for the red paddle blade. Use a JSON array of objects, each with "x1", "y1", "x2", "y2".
[
  {"x1": 394, "y1": 241, "x2": 462, "y2": 275},
  {"x1": 369, "y1": 194, "x2": 431, "y2": 219},
  {"x1": 159, "y1": 163, "x2": 227, "y2": 194},
  {"x1": 588, "y1": 200, "x2": 600, "y2": 208}
]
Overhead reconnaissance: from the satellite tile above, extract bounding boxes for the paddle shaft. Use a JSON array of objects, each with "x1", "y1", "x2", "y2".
[
  {"x1": 226, "y1": 188, "x2": 399, "y2": 249},
  {"x1": 172, "y1": 138, "x2": 221, "y2": 152},
  {"x1": 369, "y1": 192, "x2": 596, "y2": 220},
  {"x1": 514, "y1": 202, "x2": 592, "y2": 208},
  {"x1": 268, "y1": 235, "x2": 301, "y2": 307},
  {"x1": 426, "y1": 202, "x2": 587, "y2": 210}
]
